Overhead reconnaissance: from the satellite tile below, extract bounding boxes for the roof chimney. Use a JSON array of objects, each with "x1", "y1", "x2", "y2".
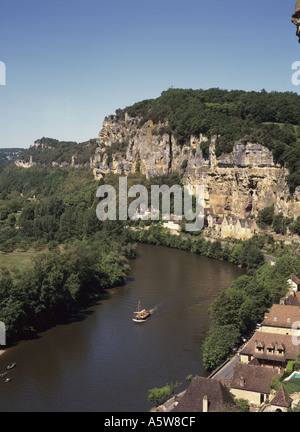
[
  {"x1": 203, "y1": 395, "x2": 209, "y2": 412},
  {"x1": 240, "y1": 377, "x2": 245, "y2": 387}
]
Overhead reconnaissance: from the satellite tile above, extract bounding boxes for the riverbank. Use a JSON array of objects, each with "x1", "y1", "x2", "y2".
[
  {"x1": 129, "y1": 223, "x2": 265, "y2": 271},
  {"x1": 0, "y1": 243, "x2": 244, "y2": 412}
]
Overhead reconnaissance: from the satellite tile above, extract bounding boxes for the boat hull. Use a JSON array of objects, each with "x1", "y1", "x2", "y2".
[
  {"x1": 132, "y1": 311, "x2": 151, "y2": 323},
  {"x1": 132, "y1": 316, "x2": 150, "y2": 323}
]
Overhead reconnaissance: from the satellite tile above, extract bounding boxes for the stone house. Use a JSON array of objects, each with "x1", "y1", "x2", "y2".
[
  {"x1": 220, "y1": 216, "x2": 258, "y2": 240},
  {"x1": 172, "y1": 376, "x2": 238, "y2": 412},
  {"x1": 239, "y1": 332, "x2": 300, "y2": 370},
  {"x1": 207, "y1": 214, "x2": 258, "y2": 240},
  {"x1": 281, "y1": 291, "x2": 300, "y2": 308},
  {"x1": 288, "y1": 274, "x2": 300, "y2": 292},
  {"x1": 230, "y1": 363, "x2": 278, "y2": 406},
  {"x1": 260, "y1": 304, "x2": 300, "y2": 336}
]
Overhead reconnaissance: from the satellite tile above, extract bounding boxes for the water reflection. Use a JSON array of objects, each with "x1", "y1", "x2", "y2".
[{"x1": 0, "y1": 244, "x2": 244, "y2": 412}]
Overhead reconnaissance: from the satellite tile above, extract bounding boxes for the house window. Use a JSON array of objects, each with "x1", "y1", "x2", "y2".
[
  {"x1": 287, "y1": 318, "x2": 291, "y2": 323},
  {"x1": 273, "y1": 316, "x2": 277, "y2": 321}
]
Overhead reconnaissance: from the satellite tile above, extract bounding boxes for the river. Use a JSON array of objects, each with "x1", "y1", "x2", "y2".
[{"x1": 0, "y1": 244, "x2": 244, "y2": 412}]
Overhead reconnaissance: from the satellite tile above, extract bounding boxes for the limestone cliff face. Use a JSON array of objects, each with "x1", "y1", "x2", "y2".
[
  {"x1": 185, "y1": 141, "x2": 300, "y2": 219},
  {"x1": 91, "y1": 114, "x2": 300, "y2": 219}
]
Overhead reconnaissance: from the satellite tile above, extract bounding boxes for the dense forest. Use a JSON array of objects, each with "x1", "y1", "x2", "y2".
[
  {"x1": 0, "y1": 165, "x2": 135, "y2": 341},
  {"x1": 120, "y1": 88, "x2": 300, "y2": 191},
  {"x1": 0, "y1": 148, "x2": 23, "y2": 170},
  {"x1": 18, "y1": 137, "x2": 98, "y2": 166}
]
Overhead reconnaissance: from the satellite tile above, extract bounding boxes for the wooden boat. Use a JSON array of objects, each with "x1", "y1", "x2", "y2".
[
  {"x1": 6, "y1": 362, "x2": 16, "y2": 370},
  {"x1": 132, "y1": 301, "x2": 151, "y2": 323}
]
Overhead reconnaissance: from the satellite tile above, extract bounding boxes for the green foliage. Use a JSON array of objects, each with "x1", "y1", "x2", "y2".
[
  {"x1": 294, "y1": 354, "x2": 300, "y2": 371},
  {"x1": 272, "y1": 213, "x2": 290, "y2": 235},
  {"x1": 181, "y1": 159, "x2": 188, "y2": 171},
  {"x1": 202, "y1": 249, "x2": 298, "y2": 371},
  {"x1": 0, "y1": 235, "x2": 131, "y2": 341},
  {"x1": 234, "y1": 398, "x2": 250, "y2": 412},
  {"x1": 290, "y1": 216, "x2": 300, "y2": 235},
  {"x1": 147, "y1": 384, "x2": 171, "y2": 407},
  {"x1": 272, "y1": 253, "x2": 300, "y2": 279},
  {"x1": 270, "y1": 374, "x2": 285, "y2": 391},
  {"x1": 168, "y1": 380, "x2": 182, "y2": 395},
  {"x1": 18, "y1": 137, "x2": 98, "y2": 166},
  {"x1": 0, "y1": 149, "x2": 23, "y2": 170},
  {"x1": 257, "y1": 205, "x2": 274, "y2": 227},
  {"x1": 123, "y1": 87, "x2": 300, "y2": 189},
  {"x1": 202, "y1": 324, "x2": 241, "y2": 371},
  {"x1": 286, "y1": 361, "x2": 296, "y2": 376},
  {"x1": 283, "y1": 379, "x2": 300, "y2": 395},
  {"x1": 131, "y1": 226, "x2": 266, "y2": 273}
]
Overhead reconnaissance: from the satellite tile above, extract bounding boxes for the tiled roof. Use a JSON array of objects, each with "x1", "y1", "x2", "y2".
[
  {"x1": 240, "y1": 331, "x2": 300, "y2": 361},
  {"x1": 231, "y1": 363, "x2": 278, "y2": 394},
  {"x1": 284, "y1": 292, "x2": 300, "y2": 307},
  {"x1": 261, "y1": 304, "x2": 300, "y2": 329},
  {"x1": 173, "y1": 376, "x2": 237, "y2": 412},
  {"x1": 270, "y1": 385, "x2": 293, "y2": 408},
  {"x1": 290, "y1": 274, "x2": 300, "y2": 285}
]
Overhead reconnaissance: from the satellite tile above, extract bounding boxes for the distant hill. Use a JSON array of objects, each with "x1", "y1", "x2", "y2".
[
  {"x1": 0, "y1": 148, "x2": 23, "y2": 170},
  {"x1": 16, "y1": 137, "x2": 97, "y2": 168}
]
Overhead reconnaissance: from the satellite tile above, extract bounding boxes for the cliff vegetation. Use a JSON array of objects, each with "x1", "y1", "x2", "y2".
[{"x1": 121, "y1": 88, "x2": 300, "y2": 191}]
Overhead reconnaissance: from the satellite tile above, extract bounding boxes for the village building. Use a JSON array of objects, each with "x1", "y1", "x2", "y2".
[
  {"x1": 281, "y1": 291, "x2": 300, "y2": 308},
  {"x1": 269, "y1": 385, "x2": 293, "y2": 412},
  {"x1": 239, "y1": 332, "x2": 300, "y2": 370},
  {"x1": 204, "y1": 207, "x2": 214, "y2": 216},
  {"x1": 230, "y1": 363, "x2": 278, "y2": 406},
  {"x1": 172, "y1": 376, "x2": 238, "y2": 412},
  {"x1": 288, "y1": 274, "x2": 300, "y2": 292},
  {"x1": 162, "y1": 219, "x2": 181, "y2": 232},
  {"x1": 207, "y1": 213, "x2": 258, "y2": 240},
  {"x1": 260, "y1": 304, "x2": 300, "y2": 336}
]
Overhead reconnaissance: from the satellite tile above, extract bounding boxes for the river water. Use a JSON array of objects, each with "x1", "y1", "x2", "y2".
[{"x1": 0, "y1": 244, "x2": 243, "y2": 412}]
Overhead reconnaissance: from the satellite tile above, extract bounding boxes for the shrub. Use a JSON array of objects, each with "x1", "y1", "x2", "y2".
[
  {"x1": 286, "y1": 361, "x2": 296, "y2": 376},
  {"x1": 270, "y1": 373, "x2": 285, "y2": 391}
]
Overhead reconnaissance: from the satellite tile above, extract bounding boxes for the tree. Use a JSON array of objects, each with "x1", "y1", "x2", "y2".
[
  {"x1": 168, "y1": 381, "x2": 182, "y2": 395},
  {"x1": 230, "y1": 243, "x2": 243, "y2": 265},
  {"x1": 209, "y1": 290, "x2": 246, "y2": 329},
  {"x1": 147, "y1": 384, "x2": 171, "y2": 407},
  {"x1": 202, "y1": 324, "x2": 241, "y2": 371},
  {"x1": 272, "y1": 213, "x2": 289, "y2": 235},
  {"x1": 273, "y1": 254, "x2": 300, "y2": 279},
  {"x1": 290, "y1": 216, "x2": 300, "y2": 235},
  {"x1": 234, "y1": 398, "x2": 249, "y2": 412},
  {"x1": 257, "y1": 205, "x2": 274, "y2": 227}
]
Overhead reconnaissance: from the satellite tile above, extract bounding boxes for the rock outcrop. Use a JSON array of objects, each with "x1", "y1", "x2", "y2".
[{"x1": 91, "y1": 114, "x2": 300, "y2": 220}]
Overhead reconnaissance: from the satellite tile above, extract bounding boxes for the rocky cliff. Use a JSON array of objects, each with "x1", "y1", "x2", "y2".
[{"x1": 91, "y1": 113, "x2": 300, "y2": 219}]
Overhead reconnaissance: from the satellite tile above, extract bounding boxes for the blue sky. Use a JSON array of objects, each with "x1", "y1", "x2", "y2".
[{"x1": 0, "y1": 0, "x2": 299, "y2": 148}]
